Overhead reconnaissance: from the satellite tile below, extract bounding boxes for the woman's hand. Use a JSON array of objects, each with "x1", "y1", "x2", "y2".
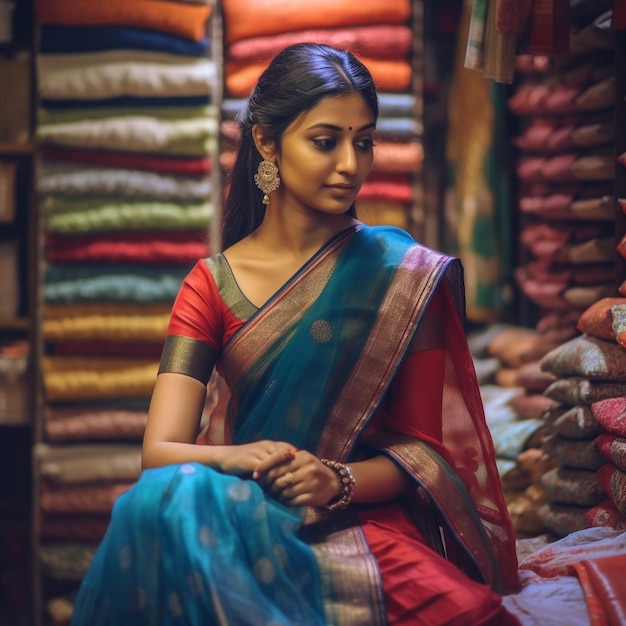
[
  {"x1": 254, "y1": 449, "x2": 340, "y2": 508},
  {"x1": 216, "y1": 440, "x2": 297, "y2": 476}
]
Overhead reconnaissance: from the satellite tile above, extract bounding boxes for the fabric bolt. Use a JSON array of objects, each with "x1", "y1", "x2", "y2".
[
  {"x1": 44, "y1": 272, "x2": 187, "y2": 305},
  {"x1": 45, "y1": 233, "x2": 209, "y2": 265},
  {"x1": 39, "y1": 103, "x2": 217, "y2": 127},
  {"x1": 37, "y1": 53, "x2": 217, "y2": 101},
  {"x1": 40, "y1": 94, "x2": 212, "y2": 111},
  {"x1": 51, "y1": 341, "x2": 164, "y2": 359},
  {"x1": 40, "y1": 514, "x2": 112, "y2": 543},
  {"x1": 227, "y1": 25, "x2": 412, "y2": 62},
  {"x1": 40, "y1": 543, "x2": 98, "y2": 583},
  {"x1": 34, "y1": 0, "x2": 212, "y2": 42},
  {"x1": 39, "y1": 25, "x2": 210, "y2": 56},
  {"x1": 222, "y1": 0, "x2": 411, "y2": 45},
  {"x1": 42, "y1": 356, "x2": 159, "y2": 401},
  {"x1": 40, "y1": 481, "x2": 135, "y2": 515},
  {"x1": 40, "y1": 146, "x2": 211, "y2": 176},
  {"x1": 39, "y1": 165, "x2": 212, "y2": 201},
  {"x1": 42, "y1": 305, "x2": 171, "y2": 342},
  {"x1": 38, "y1": 116, "x2": 218, "y2": 156},
  {"x1": 538, "y1": 503, "x2": 590, "y2": 537},
  {"x1": 225, "y1": 57, "x2": 412, "y2": 98},
  {"x1": 44, "y1": 198, "x2": 214, "y2": 234},
  {"x1": 547, "y1": 405, "x2": 603, "y2": 440},
  {"x1": 35, "y1": 443, "x2": 142, "y2": 484},
  {"x1": 44, "y1": 408, "x2": 148, "y2": 442}
]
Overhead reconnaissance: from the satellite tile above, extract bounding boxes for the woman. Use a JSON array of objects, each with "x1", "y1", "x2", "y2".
[{"x1": 72, "y1": 43, "x2": 520, "y2": 625}]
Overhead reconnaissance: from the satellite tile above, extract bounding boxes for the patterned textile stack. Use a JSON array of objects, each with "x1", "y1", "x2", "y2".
[
  {"x1": 219, "y1": 0, "x2": 423, "y2": 231},
  {"x1": 510, "y1": 6, "x2": 618, "y2": 335},
  {"x1": 32, "y1": 0, "x2": 217, "y2": 619},
  {"x1": 534, "y1": 297, "x2": 626, "y2": 538}
]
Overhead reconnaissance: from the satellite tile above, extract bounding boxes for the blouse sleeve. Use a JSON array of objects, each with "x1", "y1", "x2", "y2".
[{"x1": 158, "y1": 260, "x2": 222, "y2": 385}]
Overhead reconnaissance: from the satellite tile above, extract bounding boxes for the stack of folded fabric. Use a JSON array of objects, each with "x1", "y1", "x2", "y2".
[
  {"x1": 219, "y1": 0, "x2": 421, "y2": 230},
  {"x1": 32, "y1": 0, "x2": 217, "y2": 619},
  {"x1": 533, "y1": 297, "x2": 626, "y2": 538},
  {"x1": 509, "y1": 7, "x2": 617, "y2": 334}
]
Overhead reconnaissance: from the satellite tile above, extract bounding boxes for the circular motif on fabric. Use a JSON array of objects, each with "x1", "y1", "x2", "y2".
[
  {"x1": 180, "y1": 463, "x2": 197, "y2": 475},
  {"x1": 274, "y1": 543, "x2": 288, "y2": 568},
  {"x1": 228, "y1": 480, "x2": 252, "y2": 502},
  {"x1": 119, "y1": 545, "x2": 132, "y2": 569},
  {"x1": 254, "y1": 557, "x2": 276, "y2": 584},
  {"x1": 169, "y1": 591, "x2": 184, "y2": 618},
  {"x1": 133, "y1": 587, "x2": 147, "y2": 611},
  {"x1": 310, "y1": 319, "x2": 333, "y2": 343},
  {"x1": 188, "y1": 570, "x2": 204, "y2": 597},
  {"x1": 198, "y1": 526, "x2": 217, "y2": 548}
]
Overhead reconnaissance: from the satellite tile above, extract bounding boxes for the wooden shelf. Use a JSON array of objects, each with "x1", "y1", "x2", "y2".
[
  {"x1": 0, "y1": 317, "x2": 30, "y2": 331},
  {"x1": 0, "y1": 142, "x2": 35, "y2": 156}
]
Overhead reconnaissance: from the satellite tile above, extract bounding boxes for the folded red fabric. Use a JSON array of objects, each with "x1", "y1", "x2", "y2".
[{"x1": 571, "y1": 554, "x2": 626, "y2": 626}]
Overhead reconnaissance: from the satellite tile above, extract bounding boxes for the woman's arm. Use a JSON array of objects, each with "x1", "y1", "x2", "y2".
[{"x1": 142, "y1": 372, "x2": 297, "y2": 473}]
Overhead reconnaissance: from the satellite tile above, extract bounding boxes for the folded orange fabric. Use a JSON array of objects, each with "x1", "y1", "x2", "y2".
[
  {"x1": 34, "y1": 0, "x2": 212, "y2": 42},
  {"x1": 225, "y1": 57, "x2": 411, "y2": 97},
  {"x1": 222, "y1": 0, "x2": 411, "y2": 44}
]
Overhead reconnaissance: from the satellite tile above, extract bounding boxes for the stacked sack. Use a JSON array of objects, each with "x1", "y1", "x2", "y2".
[
  {"x1": 535, "y1": 297, "x2": 626, "y2": 537},
  {"x1": 219, "y1": 0, "x2": 423, "y2": 231},
  {"x1": 470, "y1": 324, "x2": 562, "y2": 537},
  {"x1": 32, "y1": 0, "x2": 218, "y2": 621}
]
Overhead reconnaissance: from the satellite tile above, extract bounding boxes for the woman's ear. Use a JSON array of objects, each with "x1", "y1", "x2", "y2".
[{"x1": 252, "y1": 124, "x2": 276, "y2": 160}]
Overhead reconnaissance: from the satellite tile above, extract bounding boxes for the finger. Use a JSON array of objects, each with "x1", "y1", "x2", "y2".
[{"x1": 252, "y1": 450, "x2": 294, "y2": 479}]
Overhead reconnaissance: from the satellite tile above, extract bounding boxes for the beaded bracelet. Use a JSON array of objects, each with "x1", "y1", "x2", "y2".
[{"x1": 320, "y1": 458, "x2": 355, "y2": 511}]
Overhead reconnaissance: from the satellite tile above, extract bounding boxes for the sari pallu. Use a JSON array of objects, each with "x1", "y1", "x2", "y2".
[{"x1": 72, "y1": 225, "x2": 518, "y2": 625}]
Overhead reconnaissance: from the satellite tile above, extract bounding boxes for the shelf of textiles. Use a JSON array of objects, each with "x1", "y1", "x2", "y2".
[
  {"x1": 31, "y1": 1, "x2": 219, "y2": 623},
  {"x1": 218, "y1": 0, "x2": 425, "y2": 243}
]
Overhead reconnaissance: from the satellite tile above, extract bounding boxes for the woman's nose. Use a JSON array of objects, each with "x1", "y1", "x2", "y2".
[{"x1": 337, "y1": 142, "x2": 358, "y2": 175}]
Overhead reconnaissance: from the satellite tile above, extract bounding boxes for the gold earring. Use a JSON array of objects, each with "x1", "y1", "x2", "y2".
[{"x1": 254, "y1": 160, "x2": 280, "y2": 204}]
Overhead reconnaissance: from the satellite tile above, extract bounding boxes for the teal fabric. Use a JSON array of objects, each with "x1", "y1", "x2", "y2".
[
  {"x1": 233, "y1": 225, "x2": 414, "y2": 453},
  {"x1": 72, "y1": 463, "x2": 326, "y2": 625}
]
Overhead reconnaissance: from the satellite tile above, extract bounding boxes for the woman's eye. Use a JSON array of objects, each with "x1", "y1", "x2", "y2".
[
  {"x1": 313, "y1": 138, "x2": 337, "y2": 150},
  {"x1": 357, "y1": 137, "x2": 376, "y2": 151}
]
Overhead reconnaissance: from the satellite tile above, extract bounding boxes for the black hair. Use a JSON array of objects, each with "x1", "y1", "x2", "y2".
[{"x1": 221, "y1": 42, "x2": 379, "y2": 250}]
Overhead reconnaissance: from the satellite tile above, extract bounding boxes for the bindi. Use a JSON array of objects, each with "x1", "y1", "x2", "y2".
[{"x1": 348, "y1": 126, "x2": 352, "y2": 131}]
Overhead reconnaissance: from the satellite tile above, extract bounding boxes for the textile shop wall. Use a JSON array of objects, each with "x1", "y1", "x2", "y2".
[{"x1": 31, "y1": 1, "x2": 219, "y2": 623}]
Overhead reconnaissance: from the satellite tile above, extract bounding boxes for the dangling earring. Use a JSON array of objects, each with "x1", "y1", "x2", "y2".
[{"x1": 254, "y1": 160, "x2": 280, "y2": 204}]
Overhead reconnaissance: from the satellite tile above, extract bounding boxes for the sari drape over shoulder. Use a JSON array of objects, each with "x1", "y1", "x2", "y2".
[{"x1": 72, "y1": 225, "x2": 518, "y2": 625}]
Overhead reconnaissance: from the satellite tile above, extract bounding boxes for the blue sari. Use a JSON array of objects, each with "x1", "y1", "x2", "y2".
[{"x1": 72, "y1": 225, "x2": 518, "y2": 625}]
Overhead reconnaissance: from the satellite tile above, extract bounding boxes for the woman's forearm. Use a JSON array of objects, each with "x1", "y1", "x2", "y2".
[
  {"x1": 142, "y1": 441, "x2": 230, "y2": 471},
  {"x1": 348, "y1": 455, "x2": 411, "y2": 503}
]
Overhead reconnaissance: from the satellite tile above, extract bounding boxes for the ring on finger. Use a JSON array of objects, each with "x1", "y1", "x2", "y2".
[{"x1": 283, "y1": 472, "x2": 294, "y2": 486}]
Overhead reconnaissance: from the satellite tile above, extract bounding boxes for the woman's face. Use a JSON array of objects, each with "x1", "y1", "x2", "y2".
[{"x1": 273, "y1": 92, "x2": 376, "y2": 217}]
